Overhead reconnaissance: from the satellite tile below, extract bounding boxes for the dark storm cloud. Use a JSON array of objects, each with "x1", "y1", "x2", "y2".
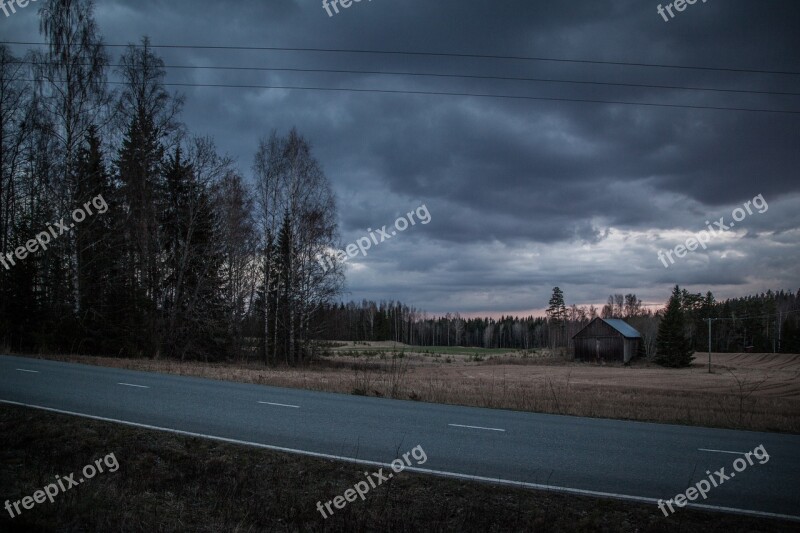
[{"x1": 4, "y1": 0, "x2": 798, "y2": 314}]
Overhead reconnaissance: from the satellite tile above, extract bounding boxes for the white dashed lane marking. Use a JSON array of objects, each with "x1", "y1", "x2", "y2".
[
  {"x1": 449, "y1": 423, "x2": 505, "y2": 432},
  {"x1": 698, "y1": 448, "x2": 747, "y2": 455},
  {"x1": 258, "y1": 401, "x2": 300, "y2": 409}
]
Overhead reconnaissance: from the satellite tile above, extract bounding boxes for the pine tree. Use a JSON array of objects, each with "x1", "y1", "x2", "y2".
[
  {"x1": 547, "y1": 286, "x2": 567, "y2": 347},
  {"x1": 655, "y1": 285, "x2": 695, "y2": 367}
]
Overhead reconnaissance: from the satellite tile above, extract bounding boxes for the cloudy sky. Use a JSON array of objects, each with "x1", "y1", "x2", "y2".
[{"x1": 4, "y1": 0, "x2": 799, "y2": 316}]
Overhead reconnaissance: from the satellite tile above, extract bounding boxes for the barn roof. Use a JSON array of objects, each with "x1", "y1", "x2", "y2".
[{"x1": 601, "y1": 318, "x2": 641, "y2": 338}]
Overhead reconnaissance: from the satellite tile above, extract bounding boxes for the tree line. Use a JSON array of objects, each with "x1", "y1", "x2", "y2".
[{"x1": 314, "y1": 288, "x2": 800, "y2": 358}]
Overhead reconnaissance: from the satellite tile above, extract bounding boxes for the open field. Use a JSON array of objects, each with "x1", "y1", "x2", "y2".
[
  {"x1": 1, "y1": 404, "x2": 796, "y2": 532},
  {"x1": 19, "y1": 346, "x2": 800, "y2": 433},
  {"x1": 330, "y1": 341, "x2": 520, "y2": 357}
]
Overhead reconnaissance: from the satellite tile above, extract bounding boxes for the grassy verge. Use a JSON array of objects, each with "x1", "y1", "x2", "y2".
[
  {"x1": 14, "y1": 352, "x2": 800, "y2": 433},
  {"x1": 1, "y1": 405, "x2": 796, "y2": 532}
]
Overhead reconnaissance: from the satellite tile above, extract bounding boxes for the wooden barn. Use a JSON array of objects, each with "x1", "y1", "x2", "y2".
[{"x1": 572, "y1": 318, "x2": 641, "y2": 363}]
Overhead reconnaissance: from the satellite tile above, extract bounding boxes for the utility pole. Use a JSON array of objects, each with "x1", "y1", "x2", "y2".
[
  {"x1": 705, "y1": 310, "x2": 794, "y2": 370},
  {"x1": 706, "y1": 318, "x2": 712, "y2": 373}
]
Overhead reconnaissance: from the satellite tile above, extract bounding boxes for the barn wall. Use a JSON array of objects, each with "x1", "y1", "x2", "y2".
[
  {"x1": 573, "y1": 318, "x2": 640, "y2": 362},
  {"x1": 623, "y1": 339, "x2": 640, "y2": 363},
  {"x1": 574, "y1": 335, "x2": 624, "y2": 361}
]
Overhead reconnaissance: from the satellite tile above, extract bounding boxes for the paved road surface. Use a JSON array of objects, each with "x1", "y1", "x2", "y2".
[{"x1": 1, "y1": 354, "x2": 798, "y2": 521}]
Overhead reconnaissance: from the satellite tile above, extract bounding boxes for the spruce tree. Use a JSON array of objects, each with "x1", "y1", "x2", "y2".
[
  {"x1": 655, "y1": 285, "x2": 695, "y2": 367},
  {"x1": 75, "y1": 126, "x2": 117, "y2": 353},
  {"x1": 116, "y1": 113, "x2": 165, "y2": 355}
]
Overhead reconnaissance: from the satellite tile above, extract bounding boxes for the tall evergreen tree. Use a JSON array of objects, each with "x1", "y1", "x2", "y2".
[
  {"x1": 655, "y1": 285, "x2": 695, "y2": 367},
  {"x1": 546, "y1": 286, "x2": 567, "y2": 347},
  {"x1": 158, "y1": 144, "x2": 229, "y2": 360},
  {"x1": 215, "y1": 172, "x2": 257, "y2": 360},
  {"x1": 74, "y1": 126, "x2": 117, "y2": 353},
  {"x1": 275, "y1": 210, "x2": 295, "y2": 364},
  {"x1": 116, "y1": 112, "x2": 165, "y2": 356},
  {"x1": 176, "y1": 185, "x2": 227, "y2": 361}
]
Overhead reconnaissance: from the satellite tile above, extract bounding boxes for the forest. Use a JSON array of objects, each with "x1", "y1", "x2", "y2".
[
  {"x1": 0, "y1": 1, "x2": 341, "y2": 364},
  {"x1": 1, "y1": 2, "x2": 797, "y2": 366}
]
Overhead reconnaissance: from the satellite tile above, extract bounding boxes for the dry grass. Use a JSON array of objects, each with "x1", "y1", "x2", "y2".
[
  {"x1": 1, "y1": 404, "x2": 797, "y2": 532},
  {"x1": 20, "y1": 349, "x2": 800, "y2": 433}
]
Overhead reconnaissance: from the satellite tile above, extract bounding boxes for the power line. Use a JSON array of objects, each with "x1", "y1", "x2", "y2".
[
  {"x1": 703, "y1": 308, "x2": 799, "y2": 369},
  {"x1": 16, "y1": 61, "x2": 800, "y2": 97},
  {"x1": 23, "y1": 79, "x2": 800, "y2": 115},
  {"x1": 5, "y1": 41, "x2": 800, "y2": 76}
]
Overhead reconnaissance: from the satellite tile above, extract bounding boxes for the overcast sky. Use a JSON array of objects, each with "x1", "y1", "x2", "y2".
[{"x1": 3, "y1": 0, "x2": 799, "y2": 316}]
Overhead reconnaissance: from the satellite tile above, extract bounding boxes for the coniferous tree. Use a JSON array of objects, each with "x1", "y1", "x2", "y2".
[
  {"x1": 161, "y1": 146, "x2": 192, "y2": 358},
  {"x1": 159, "y1": 144, "x2": 229, "y2": 361},
  {"x1": 655, "y1": 285, "x2": 695, "y2": 367},
  {"x1": 74, "y1": 126, "x2": 117, "y2": 353},
  {"x1": 782, "y1": 318, "x2": 800, "y2": 354},
  {"x1": 275, "y1": 210, "x2": 295, "y2": 364},
  {"x1": 215, "y1": 172, "x2": 257, "y2": 360},
  {"x1": 178, "y1": 185, "x2": 227, "y2": 361},
  {"x1": 546, "y1": 286, "x2": 567, "y2": 347},
  {"x1": 116, "y1": 113, "x2": 165, "y2": 356}
]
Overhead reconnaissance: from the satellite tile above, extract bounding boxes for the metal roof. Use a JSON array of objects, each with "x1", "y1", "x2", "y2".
[{"x1": 601, "y1": 318, "x2": 642, "y2": 338}]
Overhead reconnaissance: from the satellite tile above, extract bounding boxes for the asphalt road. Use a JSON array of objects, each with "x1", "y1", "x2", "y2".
[{"x1": 1, "y1": 354, "x2": 798, "y2": 521}]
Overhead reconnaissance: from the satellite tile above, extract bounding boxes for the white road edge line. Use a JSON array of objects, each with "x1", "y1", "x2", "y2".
[
  {"x1": 0, "y1": 399, "x2": 797, "y2": 524},
  {"x1": 258, "y1": 401, "x2": 300, "y2": 409},
  {"x1": 117, "y1": 383, "x2": 149, "y2": 389},
  {"x1": 16, "y1": 369, "x2": 39, "y2": 373},
  {"x1": 449, "y1": 423, "x2": 505, "y2": 432},
  {"x1": 698, "y1": 448, "x2": 747, "y2": 455}
]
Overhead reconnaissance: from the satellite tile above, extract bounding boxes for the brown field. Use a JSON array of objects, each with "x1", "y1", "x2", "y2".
[{"x1": 22, "y1": 347, "x2": 800, "y2": 433}]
